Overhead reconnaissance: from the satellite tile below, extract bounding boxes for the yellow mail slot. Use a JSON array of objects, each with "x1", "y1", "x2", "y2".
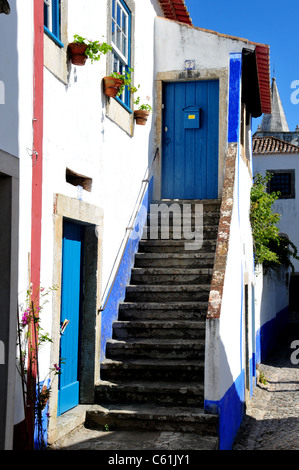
[{"x1": 188, "y1": 115, "x2": 196, "y2": 119}]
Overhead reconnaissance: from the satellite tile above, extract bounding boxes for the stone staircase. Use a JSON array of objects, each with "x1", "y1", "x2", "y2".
[{"x1": 85, "y1": 200, "x2": 221, "y2": 448}]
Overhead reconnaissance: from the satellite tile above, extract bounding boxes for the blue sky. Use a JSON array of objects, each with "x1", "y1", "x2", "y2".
[{"x1": 184, "y1": 0, "x2": 299, "y2": 133}]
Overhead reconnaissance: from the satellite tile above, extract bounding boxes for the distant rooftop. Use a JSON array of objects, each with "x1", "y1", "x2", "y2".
[{"x1": 253, "y1": 136, "x2": 299, "y2": 155}]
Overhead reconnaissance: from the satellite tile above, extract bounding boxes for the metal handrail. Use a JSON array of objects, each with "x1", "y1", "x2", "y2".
[{"x1": 98, "y1": 147, "x2": 159, "y2": 312}]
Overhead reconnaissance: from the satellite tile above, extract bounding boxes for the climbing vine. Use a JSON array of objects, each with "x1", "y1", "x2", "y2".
[{"x1": 250, "y1": 172, "x2": 299, "y2": 271}]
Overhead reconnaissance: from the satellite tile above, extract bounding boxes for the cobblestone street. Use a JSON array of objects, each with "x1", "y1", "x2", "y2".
[{"x1": 233, "y1": 314, "x2": 299, "y2": 450}]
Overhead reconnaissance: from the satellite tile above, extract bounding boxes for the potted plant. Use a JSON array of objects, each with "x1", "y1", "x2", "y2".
[
  {"x1": 133, "y1": 96, "x2": 152, "y2": 125},
  {"x1": 103, "y1": 68, "x2": 139, "y2": 98},
  {"x1": 68, "y1": 34, "x2": 112, "y2": 66}
]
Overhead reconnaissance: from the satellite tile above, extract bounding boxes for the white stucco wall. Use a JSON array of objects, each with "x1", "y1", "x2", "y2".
[
  {"x1": 254, "y1": 264, "x2": 289, "y2": 336},
  {"x1": 253, "y1": 153, "x2": 299, "y2": 272},
  {"x1": 154, "y1": 17, "x2": 256, "y2": 74},
  {"x1": 39, "y1": 0, "x2": 162, "y2": 377},
  {"x1": 217, "y1": 153, "x2": 254, "y2": 400}
]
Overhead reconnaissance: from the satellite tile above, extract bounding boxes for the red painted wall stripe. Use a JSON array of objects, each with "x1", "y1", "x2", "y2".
[{"x1": 31, "y1": 0, "x2": 44, "y2": 299}]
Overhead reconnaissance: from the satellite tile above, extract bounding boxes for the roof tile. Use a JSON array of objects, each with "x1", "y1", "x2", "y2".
[{"x1": 253, "y1": 136, "x2": 299, "y2": 155}]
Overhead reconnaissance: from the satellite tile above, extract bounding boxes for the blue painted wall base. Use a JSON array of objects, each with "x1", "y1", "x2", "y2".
[{"x1": 256, "y1": 306, "x2": 289, "y2": 364}]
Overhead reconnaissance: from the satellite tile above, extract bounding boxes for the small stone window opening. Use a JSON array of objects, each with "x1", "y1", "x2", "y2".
[
  {"x1": 66, "y1": 168, "x2": 92, "y2": 192},
  {"x1": 267, "y1": 169, "x2": 295, "y2": 199}
]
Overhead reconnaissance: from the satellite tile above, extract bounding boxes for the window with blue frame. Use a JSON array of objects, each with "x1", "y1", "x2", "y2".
[
  {"x1": 111, "y1": 0, "x2": 132, "y2": 110},
  {"x1": 44, "y1": 0, "x2": 64, "y2": 47}
]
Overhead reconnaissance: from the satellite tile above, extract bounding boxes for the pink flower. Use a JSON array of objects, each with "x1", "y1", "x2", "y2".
[{"x1": 21, "y1": 308, "x2": 31, "y2": 326}]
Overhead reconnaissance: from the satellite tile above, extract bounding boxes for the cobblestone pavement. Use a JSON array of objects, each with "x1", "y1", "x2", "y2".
[{"x1": 232, "y1": 315, "x2": 299, "y2": 450}]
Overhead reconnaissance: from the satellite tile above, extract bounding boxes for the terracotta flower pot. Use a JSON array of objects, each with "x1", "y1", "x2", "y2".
[
  {"x1": 68, "y1": 42, "x2": 88, "y2": 66},
  {"x1": 103, "y1": 76, "x2": 124, "y2": 97},
  {"x1": 134, "y1": 110, "x2": 150, "y2": 125}
]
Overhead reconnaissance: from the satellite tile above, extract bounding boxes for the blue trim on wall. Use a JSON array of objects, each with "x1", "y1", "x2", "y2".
[
  {"x1": 34, "y1": 379, "x2": 50, "y2": 450},
  {"x1": 100, "y1": 177, "x2": 153, "y2": 363},
  {"x1": 44, "y1": 26, "x2": 64, "y2": 48},
  {"x1": 205, "y1": 369, "x2": 245, "y2": 450},
  {"x1": 228, "y1": 53, "x2": 242, "y2": 143},
  {"x1": 256, "y1": 306, "x2": 289, "y2": 364}
]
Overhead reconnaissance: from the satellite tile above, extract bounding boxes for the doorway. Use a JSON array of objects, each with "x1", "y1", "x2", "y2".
[
  {"x1": 57, "y1": 220, "x2": 84, "y2": 416},
  {"x1": 161, "y1": 80, "x2": 219, "y2": 200}
]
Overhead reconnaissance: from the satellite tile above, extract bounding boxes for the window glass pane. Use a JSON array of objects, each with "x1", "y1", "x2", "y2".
[
  {"x1": 116, "y1": 26, "x2": 121, "y2": 51},
  {"x1": 271, "y1": 174, "x2": 291, "y2": 195},
  {"x1": 122, "y1": 11, "x2": 127, "y2": 35},
  {"x1": 112, "y1": 19, "x2": 115, "y2": 43},
  {"x1": 111, "y1": 0, "x2": 131, "y2": 108},
  {"x1": 123, "y1": 36, "x2": 127, "y2": 57},
  {"x1": 117, "y1": 3, "x2": 121, "y2": 27}
]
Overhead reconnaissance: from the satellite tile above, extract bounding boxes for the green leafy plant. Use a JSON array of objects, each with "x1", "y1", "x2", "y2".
[
  {"x1": 256, "y1": 365, "x2": 268, "y2": 385},
  {"x1": 133, "y1": 95, "x2": 152, "y2": 112},
  {"x1": 250, "y1": 172, "x2": 299, "y2": 271},
  {"x1": 73, "y1": 34, "x2": 112, "y2": 63},
  {"x1": 109, "y1": 68, "x2": 139, "y2": 96}
]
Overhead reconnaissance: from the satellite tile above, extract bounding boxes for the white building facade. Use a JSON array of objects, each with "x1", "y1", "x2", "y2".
[{"x1": 1, "y1": 0, "x2": 276, "y2": 451}]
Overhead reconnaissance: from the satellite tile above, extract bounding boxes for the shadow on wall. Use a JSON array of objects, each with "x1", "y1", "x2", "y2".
[
  {"x1": 256, "y1": 267, "x2": 290, "y2": 364},
  {"x1": 0, "y1": 0, "x2": 19, "y2": 451},
  {"x1": 0, "y1": 0, "x2": 18, "y2": 155},
  {"x1": 205, "y1": 337, "x2": 247, "y2": 451},
  {"x1": 0, "y1": 0, "x2": 10, "y2": 15}
]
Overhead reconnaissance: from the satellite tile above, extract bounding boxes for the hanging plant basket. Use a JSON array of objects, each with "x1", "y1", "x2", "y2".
[
  {"x1": 103, "y1": 76, "x2": 124, "y2": 97},
  {"x1": 68, "y1": 42, "x2": 88, "y2": 66},
  {"x1": 134, "y1": 110, "x2": 150, "y2": 125}
]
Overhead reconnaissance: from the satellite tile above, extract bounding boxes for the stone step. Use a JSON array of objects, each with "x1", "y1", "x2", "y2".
[
  {"x1": 94, "y1": 380, "x2": 204, "y2": 407},
  {"x1": 146, "y1": 212, "x2": 220, "y2": 227},
  {"x1": 118, "y1": 301, "x2": 209, "y2": 321},
  {"x1": 134, "y1": 252, "x2": 215, "y2": 269},
  {"x1": 112, "y1": 320, "x2": 206, "y2": 339},
  {"x1": 134, "y1": 252, "x2": 215, "y2": 268},
  {"x1": 100, "y1": 358, "x2": 205, "y2": 382},
  {"x1": 85, "y1": 404, "x2": 219, "y2": 436},
  {"x1": 125, "y1": 284, "x2": 211, "y2": 302},
  {"x1": 130, "y1": 267, "x2": 212, "y2": 285},
  {"x1": 151, "y1": 198, "x2": 221, "y2": 210},
  {"x1": 106, "y1": 338, "x2": 205, "y2": 360},
  {"x1": 142, "y1": 224, "x2": 218, "y2": 240},
  {"x1": 138, "y1": 239, "x2": 217, "y2": 254}
]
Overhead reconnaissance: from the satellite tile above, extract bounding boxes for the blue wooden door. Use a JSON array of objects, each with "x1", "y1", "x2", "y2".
[
  {"x1": 58, "y1": 221, "x2": 84, "y2": 416},
  {"x1": 162, "y1": 80, "x2": 219, "y2": 199}
]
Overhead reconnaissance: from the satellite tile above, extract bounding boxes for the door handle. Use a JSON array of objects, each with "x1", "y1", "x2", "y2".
[
  {"x1": 164, "y1": 126, "x2": 168, "y2": 133},
  {"x1": 60, "y1": 319, "x2": 70, "y2": 335}
]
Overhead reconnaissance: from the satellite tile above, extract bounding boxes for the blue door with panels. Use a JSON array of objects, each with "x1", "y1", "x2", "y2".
[
  {"x1": 58, "y1": 221, "x2": 84, "y2": 416},
  {"x1": 162, "y1": 80, "x2": 219, "y2": 199}
]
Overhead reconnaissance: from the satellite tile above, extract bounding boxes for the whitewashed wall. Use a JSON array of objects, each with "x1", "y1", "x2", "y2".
[
  {"x1": 40, "y1": 0, "x2": 163, "y2": 377},
  {"x1": 219, "y1": 152, "x2": 255, "y2": 396},
  {"x1": 154, "y1": 18, "x2": 256, "y2": 73},
  {"x1": 254, "y1": 264, "x2": 289, "y2": 337}
]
